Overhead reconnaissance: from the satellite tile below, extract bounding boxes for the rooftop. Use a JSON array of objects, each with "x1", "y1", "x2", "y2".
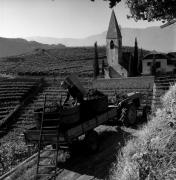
[{"x1": 106, "y1": 10, "x2": 122, "y2": 39}]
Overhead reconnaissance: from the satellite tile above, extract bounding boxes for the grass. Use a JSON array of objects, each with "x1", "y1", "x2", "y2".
[
  {"x1": 111, "y1": 84, "x2": 176, "y2": 180},
  {"x1": 6, "y1": 149, "x2": 70, "y2": 180}
]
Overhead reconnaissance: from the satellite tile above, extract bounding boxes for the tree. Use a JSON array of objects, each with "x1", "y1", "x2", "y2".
[
  {"x1": 138, "y1": 48, "x2": 143, "y2": 75},
  {"x1": 151, "y1": 55, "x2": 156, "y2": 76},
  {"x1": 128, "y1": 55, "x2": 134, "y2": 77},
  {"x1": 91, "y1": 0, "x2": 176, "y2": 22},
  {"x1": 101, "y1": 59, "x2": 105, "y2": 76},
  {"x1": 133, "y1": 37, "x2": 139, "y2": 76},
  {"x1": 93, "y1": 42, "x2": 99, "y2": 78}
]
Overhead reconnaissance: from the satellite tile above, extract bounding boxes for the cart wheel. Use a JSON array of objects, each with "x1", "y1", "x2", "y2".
[
  {"x1": 121, "y1": 104, "x2": 137, "y2": 126},
  {"x1": 85, "y1": 130, "x2": 99, "y2": 153}
]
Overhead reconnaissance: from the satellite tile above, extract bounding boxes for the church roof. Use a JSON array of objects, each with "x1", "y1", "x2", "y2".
[{"x1": 106, "y1": 10, "x2": 122, "y2": 39}]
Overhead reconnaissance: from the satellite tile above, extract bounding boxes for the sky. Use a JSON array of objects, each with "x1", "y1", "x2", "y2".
[{"x1": 0, "y1": 0, "x2": 163, "y2": 39}]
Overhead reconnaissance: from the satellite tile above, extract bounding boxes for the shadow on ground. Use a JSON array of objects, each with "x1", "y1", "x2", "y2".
[{"x1": 57, "y1": 127, "x2": 132, "y2": 180}]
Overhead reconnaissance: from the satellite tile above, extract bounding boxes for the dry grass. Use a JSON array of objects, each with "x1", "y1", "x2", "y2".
[
  {"x1": 111, "y1": 84, "x2": 176, "y2": 180},
  {"x1": 5, "y1": 149, "x2": 70, "y2": 180}
]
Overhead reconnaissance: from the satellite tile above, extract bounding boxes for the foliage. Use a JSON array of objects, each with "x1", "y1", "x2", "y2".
[
  {"x1": 151, "y1": 56, "x2": 156, "y2": 76},
  {"x1": 133, "y1": 37, "x2": 139, "y2": 76},
  {"x1": 111, "y1": 84, "x2": 176, "y2": 180},
  {"x1": 0, "y1": 140, "x2": 36, "y2": 176},
  {"x1": 138, "y1": 48, "x2": 143, "y2": 75},
  {"x1": 93, "y1": 42, "x2": 99, "y2": 78},
  {"x1": 101, "y1": 59, "x2": 105, "y2": 76},
  {"x1": 91, "y1": 0, "x2": 176, "y2": 22},
  {"x1": 128, "y1": 38, "x2": 140, "y2": 77},
  {"x1": 128, "y1": 55, "x2": 134, "y2": 77}
]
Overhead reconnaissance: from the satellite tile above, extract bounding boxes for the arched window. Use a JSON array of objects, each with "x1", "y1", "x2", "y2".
[{"x1": 110, "y1": 40, "x2": 114, "y2": 49}]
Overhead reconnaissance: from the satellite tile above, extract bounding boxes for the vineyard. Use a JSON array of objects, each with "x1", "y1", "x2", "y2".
[
  {"x1": 0, "y1": 76, "x2": 92, "y2": 176},
  {"x1": 0, "y1": 46, "x2": 151, "y2": 178},
  {"x1": 0, "y1": 47, "x2": 106, "y2": 77},
  {"x1": 0, "y1": 78, "x2": 43, "y2": 130},
  {"x1": 0, "y1": 47, "x2": 105, "y2": 176},
  {"x1": 0, "y1": 46, "x2": 148, "y2": 77}
]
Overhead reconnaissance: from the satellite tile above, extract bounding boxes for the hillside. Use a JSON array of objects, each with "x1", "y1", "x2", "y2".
[
  {"x1": 0, "y1": 37, "x2": 65, "y2": 58},
  {"x1": 27, "y1": 26, "x2": 176, "y2": 52},
  {"x1": 0, "y1": 46, "x2": 149, "y2": 77},
  {"x1": 0, "y1": 46, "x2": 151, "y2": 179},
  {"x1": 111, "y1": 84, "x2": 176, "y2": 180}
]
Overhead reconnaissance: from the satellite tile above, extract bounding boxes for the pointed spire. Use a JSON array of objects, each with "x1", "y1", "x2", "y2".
[{"x1": 106, "y1": 10, "x2": 122, "y2": 39}]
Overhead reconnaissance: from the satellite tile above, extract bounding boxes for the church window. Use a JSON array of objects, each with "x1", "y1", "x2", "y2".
[
  {"x1": 147, "y1": 62, "x2": 151, "y2": 66},
  {"x1": 110, "y1": 40, "x2": 114, "y2": 49}
]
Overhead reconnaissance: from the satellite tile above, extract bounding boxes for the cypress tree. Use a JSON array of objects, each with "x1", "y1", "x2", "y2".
[
  {"x1": 133, "y1": 37, "x2": 139, "y2": 76},
  {"x1": 138, "y1": 48, "x2": 143, "y2": 75},
  {"x1": 151, "y1": 55, "x2": 156, "y2": 76},
  {"x1": 128, "y1": 55, "x2": 134, "y2": 77},
  {"x1": 93, "y1": 41, "x2": 99, "y2": 78},
  {"x1": 101, "y1": 59, "x2": 105, "y2": 76}
]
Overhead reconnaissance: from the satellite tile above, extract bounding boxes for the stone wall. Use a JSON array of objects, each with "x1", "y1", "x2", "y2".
[{"x1": 92, "y1": 76, "x2": 155, "y2": 107}]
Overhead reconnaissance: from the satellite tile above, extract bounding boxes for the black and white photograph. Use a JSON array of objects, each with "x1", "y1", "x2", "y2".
[{"x1": 0, "y1": 0, "x2": 176, "y2": 179}]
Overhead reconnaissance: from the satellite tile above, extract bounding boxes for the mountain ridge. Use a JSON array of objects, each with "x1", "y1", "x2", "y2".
[
  {"x1": 0, "y1": 37, "x2": 65, "y2": 58},
  {"x1": 27, "y1": 26, "x2": 176, "y2": 52}
]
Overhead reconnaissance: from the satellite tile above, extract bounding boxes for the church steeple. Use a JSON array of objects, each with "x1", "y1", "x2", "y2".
[
  {"x1": 105, "y1": 10, "x2": 127, "y2": 78},
  {"x1": 106, "y1": 10, "x2": 122, "y2": 39}
]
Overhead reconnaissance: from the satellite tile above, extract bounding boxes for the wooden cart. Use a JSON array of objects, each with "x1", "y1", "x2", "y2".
[{"x1": 24, "y1": 92, "x2": 145, "y2": 180}]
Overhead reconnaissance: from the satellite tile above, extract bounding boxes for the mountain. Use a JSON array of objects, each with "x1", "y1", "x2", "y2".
[
  {"x1": 0, "y1": 37, "x2": 65, "y2": 57},
  {"x1": 27, "y1": 26, "x2": 176, "y2": 52}
]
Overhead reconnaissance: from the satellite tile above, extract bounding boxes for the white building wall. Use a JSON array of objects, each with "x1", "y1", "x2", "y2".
[
  {"x1": 166, "y1": 65, "x2": 175, "y2": 72},
  {"x1": 142, "y1": 60, "x2": 153, "y2": 75},
  {"x1": 142, "y1": 58, "x2": 175, "y2": 75}
]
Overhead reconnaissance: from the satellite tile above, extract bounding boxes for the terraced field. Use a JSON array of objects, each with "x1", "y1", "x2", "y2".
[
  {"x1": 0, "y1": 76, "x2": 92, "y2": 176},
  {"x1": 0, "y1": 47, "x2": 106, "y2": 77},
  {"x1": 0, "y1": 78, "x2": 43, "y2": 130},
  {"x1": 0, "y1": 46, "x2": 151, "y2": 178}
]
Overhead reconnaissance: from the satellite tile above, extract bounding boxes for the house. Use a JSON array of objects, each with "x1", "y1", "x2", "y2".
[
  {"x1": 142, "y1": 53, "x2": 176, "y2": 75},
  {"x1": 105, "y1": 10, "x2": 129, "y2": 78}
]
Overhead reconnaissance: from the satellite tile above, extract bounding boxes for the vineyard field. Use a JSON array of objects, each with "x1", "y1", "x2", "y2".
[
  {"x1": 0, "y1": 47, "x2": 106, "y2": 77},
  {"x1": 0, "y1": 78, "x2": 43, "y2": 128}
]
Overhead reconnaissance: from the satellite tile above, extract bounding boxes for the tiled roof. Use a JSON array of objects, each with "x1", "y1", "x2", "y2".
[{"x1": 106, "y1": 10, "x2": 122, "y2": 39}]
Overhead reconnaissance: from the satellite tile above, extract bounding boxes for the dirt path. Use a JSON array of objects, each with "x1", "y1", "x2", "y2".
[{"x1": 54, "y1": 125, "x2": 133, "y2": 180}]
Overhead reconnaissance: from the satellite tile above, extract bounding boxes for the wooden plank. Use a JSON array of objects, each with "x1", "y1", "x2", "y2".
[
  {"x1": 56, "y1": 169, "x2": 81, "y2": 180},
  {"x1": 82, "y1": 119, "x2": 97, "y2": 132},
  {"x1": 24, "y1": 129, "x2": 65, "y2": 143},
  {"x1": 67, "y1": 125, "x2": 82, "y2": 138},
  {"x1": 97, "y1": 113, "x2": 107, "y2": 124},
  {"x1": 76, "y1": 175, "x2": 94, "y2": 180},
  {"x1": 25, "y1": 107, "x2": 118, "y2": 144},
  {"x1": 63, "y1": 108, "x2": 117, "y2": 139}
]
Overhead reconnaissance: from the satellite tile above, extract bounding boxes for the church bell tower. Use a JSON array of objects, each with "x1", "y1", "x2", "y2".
[
  {"x1": 105, "y1": 10, "x2": 127, "y2": 78},
  {"x1": 106, "y1": 10, "x2": 122, "y2": 67}
]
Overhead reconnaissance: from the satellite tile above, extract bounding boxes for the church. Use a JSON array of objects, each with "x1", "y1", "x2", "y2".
[{"x1": 104, "y1": 10, "x2": 132, "y2": 78}]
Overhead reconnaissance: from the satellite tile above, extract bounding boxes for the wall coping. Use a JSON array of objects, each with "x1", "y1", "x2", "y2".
[{"x1": 93, "y1": 76, "x2": 155, "y2": 82}]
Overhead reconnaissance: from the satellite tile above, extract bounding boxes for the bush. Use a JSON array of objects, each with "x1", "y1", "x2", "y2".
[
  {"x1": 111, "y1": 84, "x2": 176, "y2": 180},
  {"x1": 0, "y1": 140, "x2": 36, "y2": 176}
]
